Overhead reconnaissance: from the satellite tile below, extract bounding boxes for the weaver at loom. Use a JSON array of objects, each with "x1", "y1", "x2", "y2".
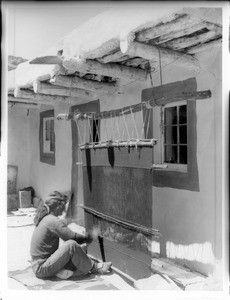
[{"x1": 30, "y1": 191, "x2": 112, "y2": 279}]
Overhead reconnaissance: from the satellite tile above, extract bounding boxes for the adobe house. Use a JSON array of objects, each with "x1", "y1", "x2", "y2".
[{"x1": 7, "y1": 7, "x2": 224, "y2": 287}]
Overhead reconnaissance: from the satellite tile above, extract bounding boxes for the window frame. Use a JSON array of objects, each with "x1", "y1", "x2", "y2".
[
  {"x1": 152, "y1": 100, "x2": 199, "y2": 191},
  {"x1": 39, "y1": 110, "x2": 55, "y2": 165},
  {"x1": 162, "y1": 100, "x2": 188, "y2": 173},
  {"x1": 141, "y1": 77, "x2": 200, "y2": 191}
]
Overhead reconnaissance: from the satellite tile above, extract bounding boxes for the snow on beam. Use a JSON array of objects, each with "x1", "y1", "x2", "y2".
[
  {"x1": 50, "y1": 75, "x2": 119, "y2": 94},
  {"x1": 62, "y1": 58, "x2": 147, "y2": 80},
  {"x1": 120, "y1": 40, "x2": 201, "y2": 72},
  {"x1": 33, "y1": 81, "x2": 98, "y2": 100}
]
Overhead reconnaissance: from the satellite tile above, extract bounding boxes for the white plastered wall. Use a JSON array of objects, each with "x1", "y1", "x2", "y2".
[{"x1": 7, "y1": 45, "x2": 222, "y2": 280}]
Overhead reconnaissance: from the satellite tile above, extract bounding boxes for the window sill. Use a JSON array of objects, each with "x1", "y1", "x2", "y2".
[{"x1": 152, "y1": 164, "x2": 187, "y2": 173}]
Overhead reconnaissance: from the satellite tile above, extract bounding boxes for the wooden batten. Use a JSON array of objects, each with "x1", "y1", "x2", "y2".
[
  {"x1": 50, "y1": 75, "x2": 119, "y2": 94},
  {"x1": 120, "y1": 40, "x2": 201, "y2": 72},
  {"x1": 182, "y1": 8, "x2": 222, "y2": 27},
  {"x1": 8, "y1": 101, "x2": 40, "y2": 108},
  {"x1": 98, "y1": 51, "x2": 129, "y2": 63},
  {"x1": 163, "y1": 30, "x2": 218, "y2": 50},
  {"x1": 8, "y1": 95, "x2": 45, "y2": 106},
  {"x1": 188, "y1": 39, "x2": 222, "y2": 54},
  {"x1": 203, "y1": 22, "x2": 222, "y2": 35},
  {"x1": 136, "y1": 14, "x2": 200, "y2": 42},
  {"x1": 152, "y1": 23, "x2": 206, "y2": 45},
  {"x1": 62, "y1": 58, "x2": 147, "y2": 80},
  {"x1": 33, "y1": 81, "x2": 98, "y2": 99}
]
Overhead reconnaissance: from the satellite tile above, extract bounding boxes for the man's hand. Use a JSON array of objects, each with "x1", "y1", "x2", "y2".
[{"x1": 85, "y1": 226, "x2": 100, "y2": 243}]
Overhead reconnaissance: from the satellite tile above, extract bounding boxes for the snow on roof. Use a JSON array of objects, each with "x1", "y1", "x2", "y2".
[
  {"x1": 10, "y1": 7, "x2": 181, "y2": 89},
  {"x1": 61, "y1": 7, "x2": 180, "y2": 59}
]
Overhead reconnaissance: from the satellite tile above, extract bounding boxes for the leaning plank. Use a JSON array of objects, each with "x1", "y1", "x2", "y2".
[
  {"x1": 120, "y1": 40, "x2": 201, "y2": 72},
  {"x1": 136, "y1": 14, "x2": 200, "y2": 42},
  {"x1": 62, "y1": 58, "x2": 147, "y2": 80},
  {"x1": 162, "y1": 30, "x2": 218, "y2": 50},
  {"x1": 151, "y1": 258, "x2": 206, "y2": 289},
  {"x1": 188, "y1": 38, "x2": 222, "y2": 54},
  {"x1": 33, "y1": 81, "x2": 98, "y2": 99},
  {"x1": 50, "y1": 75, "x2": 119, "y2": 94}
]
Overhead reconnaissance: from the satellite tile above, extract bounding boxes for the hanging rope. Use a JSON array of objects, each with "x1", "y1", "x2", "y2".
[
  {"x1": 130, "y1": 106, "x2": 140, "y2": 139},
  {"x1": 121, "y1": 108, "x2": 131, "y2": 142}
]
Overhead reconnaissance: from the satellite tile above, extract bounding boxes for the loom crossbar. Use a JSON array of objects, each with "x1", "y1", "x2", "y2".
[
  {"x1": 80, "y1": 205, "x2": 161, "y2": 238},
  {"x1": 79, "y1": 139, "x2": 157, "y2": 150},
  {"x1": 56, "y1": 90, "x2": 211, "y2": 121}
]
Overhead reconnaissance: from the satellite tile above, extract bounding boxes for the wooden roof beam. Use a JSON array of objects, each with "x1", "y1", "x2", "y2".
[
  {"x1": 162, "y1": 30, "x2": 218, "y2": 50},
  {"x1": 136, "y1": 14, "x2": 201, "y2": 42},
  {"x1": 152, "y1": 23, "x2": 206, "y2": 45},
  {"x1": 14, "y1": 88, "x2": 72, "y2": 105},
  {"x1": 62, "y1": 58, "x2": 147, "y2": 80},
  {"x1": 188, "y1": 39, "x2": 222, "y2": 54},
  {"x1": 33, "y1": 81, "x2": 98, "y2": 100},
  {"x1": 50, "y1": 74, "x2": 119, "y2": 95},
  {"x1": 30, "y1": 56, "x2": 147, "y2": 80},
  {"x1": 120, "y1": 40, "x2": 201, "y2": 72}
]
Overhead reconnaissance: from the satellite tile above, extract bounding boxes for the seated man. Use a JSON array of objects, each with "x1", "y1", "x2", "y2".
[{"x1": 30, "y1": 191, "x2": 112, "y2": 279}]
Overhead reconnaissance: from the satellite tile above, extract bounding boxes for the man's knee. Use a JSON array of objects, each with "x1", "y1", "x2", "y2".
[{"x1": 65, "y1": 240, "x2": 81, "y2": 253}]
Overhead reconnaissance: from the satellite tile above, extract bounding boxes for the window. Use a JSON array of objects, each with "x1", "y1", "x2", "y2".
[
  {"x1": 141, "y1": 77, "x2": 200, "y2": 191},
  {"x1": 43, "y1": 117, "x2": 55, "y2": 153},
  {"x1": 91, "y1": 119, "x2": 100, "y2": 143},
  {"x1": 39, "y1": 110, "x2": 55, "y2": 165},
  {"x1": 163, "y1": 101, "x2": 187, "y2": 172}
]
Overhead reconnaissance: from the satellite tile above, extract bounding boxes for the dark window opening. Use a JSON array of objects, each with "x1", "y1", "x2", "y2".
[{"x1": 164, "y1": 104, "x2": 187, "y2": 164}]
